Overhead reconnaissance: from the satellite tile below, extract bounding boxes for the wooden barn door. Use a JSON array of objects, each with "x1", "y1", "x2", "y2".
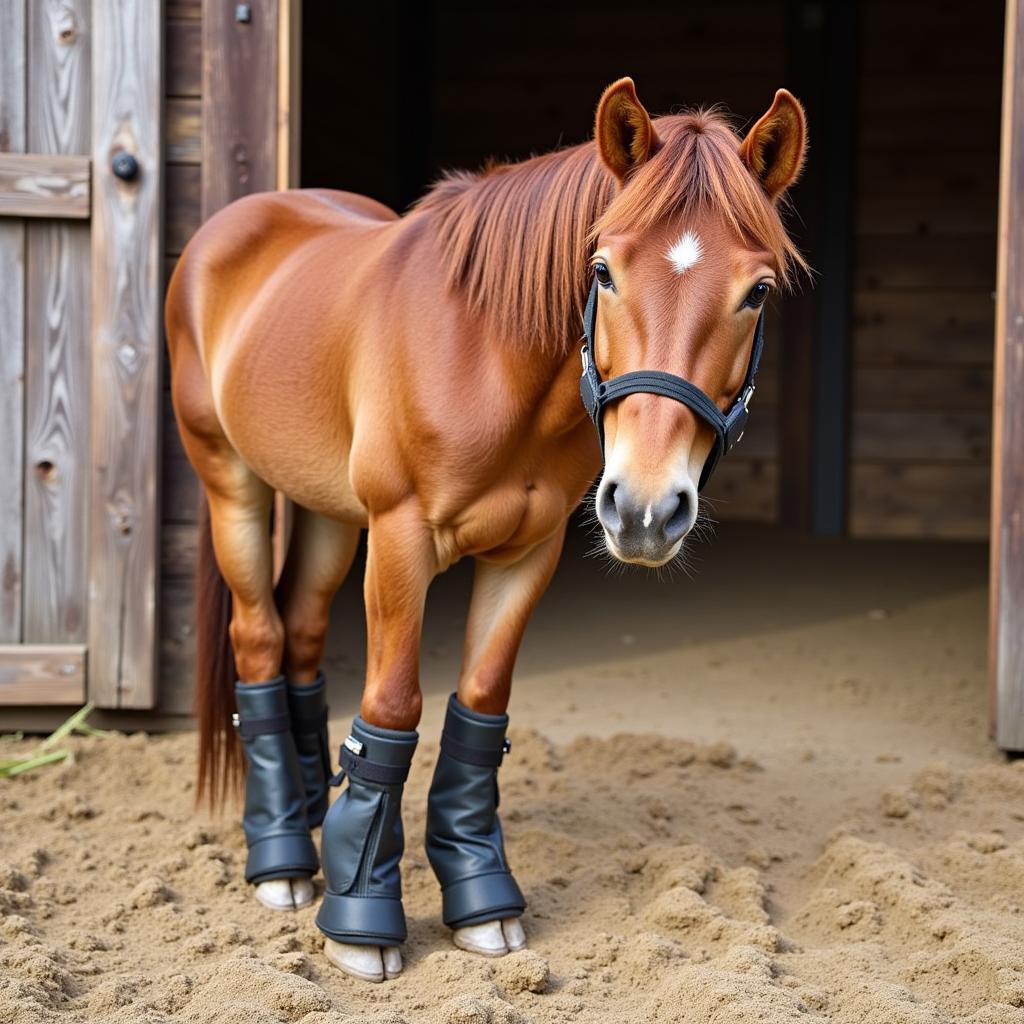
[{"x1": 0, "y1": 1, "x2": 163, "y2": 709}]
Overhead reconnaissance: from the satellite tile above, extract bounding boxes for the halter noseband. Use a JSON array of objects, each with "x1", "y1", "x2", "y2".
[{"x1": 578, "y1": 278, "x2": 766, "y2": 491}]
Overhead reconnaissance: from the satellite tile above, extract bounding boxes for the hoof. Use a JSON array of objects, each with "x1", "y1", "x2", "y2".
[
  {"x1": 503, "y1": 917, "x2": 527, "y2": 952},
  {"x1": 453, "y1": 917, "x2": 526, "y2": 957},
  {"x1": 323, "y1": 939, "x2": 403, "y2": 983},
  {"x1": 255, "y1": 878, "x2": 315, "y2": 911}
]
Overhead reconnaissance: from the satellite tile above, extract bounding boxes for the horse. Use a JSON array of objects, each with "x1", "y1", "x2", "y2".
[{"x1": 165, "y1": 78, "x2": 807, "y2": 984}]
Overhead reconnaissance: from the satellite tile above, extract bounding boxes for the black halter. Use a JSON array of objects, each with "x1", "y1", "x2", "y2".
[{"x1": 578, "y1": 278, "x2": 766, "y2": 491}]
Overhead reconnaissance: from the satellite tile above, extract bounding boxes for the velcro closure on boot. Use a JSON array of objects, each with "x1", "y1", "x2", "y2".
[{"x1": 440, "y1": 732, "x2": 510, "y2": 767}]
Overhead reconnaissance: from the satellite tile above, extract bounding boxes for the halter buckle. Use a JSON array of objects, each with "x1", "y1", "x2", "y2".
[
  {"x1": 740, "y1": 383, "x2": 756, "y2": 411},
  {"x1": 580, "y1": 343, "x2": 589, "y2": 376}
]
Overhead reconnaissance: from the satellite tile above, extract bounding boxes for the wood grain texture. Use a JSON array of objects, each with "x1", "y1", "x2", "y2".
[
  {"x1": 851, "y1": 411, "x2": 991, "y2": 462},
  {"x1": 703, "y1": 459, "x2": 779, "y2": 524},
  {"x1": 993, "y1": 0, "x2": 1024, "y2": 750},
  {"x1": 849, "y1": 462, "x2": 990, "y2": 540},
  {"x1": 88, "y1": 0, "x2": 164, "y2": 709},
  {"x1": 165, "y1": 161, "x2": 199, "y2": 254},
  {"x1": 0, "y1": 152, "x2": 90, "y2": 218},
  {"x1": 853, "y1": 291, "x2": 996, "y2": 366},
  {"x1": 202, "y1": 0, "x2": 279, "y2": 217},
  {"x1": 166, "y1": 17, "x2": 200, "y2": 98},
  {"x1": 23, "y1": 0, "x2": 91, "y2": 645},
  {"x1": 166, "y1": 98, "x2": 200, "y2": 162},
  {"x1": 0, "y1": 0, "x2": 26, "y2": 644},
  {"x1": 849, "y1": 0, "x2": 1001, "y2": 542},
  {"x1": 0, "y1": 643, "x2": 85, "y2": 704}
]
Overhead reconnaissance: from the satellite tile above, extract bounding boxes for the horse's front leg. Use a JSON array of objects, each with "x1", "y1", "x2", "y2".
[
  {"x1": 428, "y1": 525, "x2": 567, "y2": 957},
  {"x1": 317, "y1": 502, "x2": 435, "y2": 983}
]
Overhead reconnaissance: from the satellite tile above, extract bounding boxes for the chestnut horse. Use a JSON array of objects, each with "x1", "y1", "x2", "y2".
[{"x1": 166, "y1": 79, "x2": 807, "y2": 982}]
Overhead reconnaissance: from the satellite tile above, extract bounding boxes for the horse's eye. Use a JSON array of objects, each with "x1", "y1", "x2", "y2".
[
  {"x1": 594, "y1": 262, "x2": 614, "y2": 288},
  {"x1": 746, "y1": 282, "x2": 771, "y2": 308}
]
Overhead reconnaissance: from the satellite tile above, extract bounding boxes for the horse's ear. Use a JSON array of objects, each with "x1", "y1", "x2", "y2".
[
  {"x1": 595, "y1": 78, "x2": 659, "y2": 182},
  {"x1": 740, "y1": 89, "x2": 808, "y2": 201}
]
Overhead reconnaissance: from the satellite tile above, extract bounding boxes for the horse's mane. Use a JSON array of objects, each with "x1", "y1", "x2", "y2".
[{"x1": 415, "y1": 109, "x2": 807, "y2": 355}]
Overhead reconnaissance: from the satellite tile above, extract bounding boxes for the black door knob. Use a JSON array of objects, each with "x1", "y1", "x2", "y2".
[{"x1": 111, "y1": 151, "x2": 139, "y2": 181}]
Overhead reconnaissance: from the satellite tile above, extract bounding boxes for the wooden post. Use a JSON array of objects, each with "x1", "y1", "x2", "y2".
[
  {"x1": 992, "y1": 0, "x2": 1024, "y2": 750},
  {"x1": 0, "y1": 0, "x2": 26, "y2": 643},
  {"x1": 202, "y1": 0, "x2": 280, "y2": 218},
  {"x1": 810, "y1": 1, "x2": 859, "y2": 536},
  {"x1": 88, "y1": 0, "x2": 164, "y2": 708},
  {"x1": 23, "y1": 0, "x2": 92, "y2": 644},
  {"x1": 203, "y1": 0, "x2": 294, "y2": 581}
]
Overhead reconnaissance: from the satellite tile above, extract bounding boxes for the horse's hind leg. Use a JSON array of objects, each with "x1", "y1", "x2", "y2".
[
  {"x1": 427, "y1": 526, "x2": 566, "y2": 958},
  {"x1": 274, "y1": 507, "x2": 360, "y2": 829}
]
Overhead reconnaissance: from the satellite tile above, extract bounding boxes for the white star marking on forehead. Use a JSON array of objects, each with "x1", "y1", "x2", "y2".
[{"x1": 666, "y1": 231, "x2": 704, "y2": 275}]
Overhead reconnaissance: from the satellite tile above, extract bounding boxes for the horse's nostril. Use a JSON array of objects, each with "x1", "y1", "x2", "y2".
[
  {"x1": 664, "y1": 489, "x2": 694, "y2": 543},
  {"x1": 597, "y1": 481, "x2": 622, "y2": 532}
]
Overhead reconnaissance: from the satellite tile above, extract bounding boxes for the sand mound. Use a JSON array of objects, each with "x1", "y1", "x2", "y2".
[{"x1": 3, "y1": 723, "x2": 1024, "y2": 1023}]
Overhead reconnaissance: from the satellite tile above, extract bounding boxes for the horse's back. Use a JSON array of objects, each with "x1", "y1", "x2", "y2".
[{"x1": 166, "y1": 188, "x2": 397, "y2": 363}]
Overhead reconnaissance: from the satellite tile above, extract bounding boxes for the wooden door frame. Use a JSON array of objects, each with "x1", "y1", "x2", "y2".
[
  {"x1": 992, "y1": 0, "x2": 1024, "y2": 751},
  {"x1": 0, "y1": 0, "x2": 163, "y2": 709}
]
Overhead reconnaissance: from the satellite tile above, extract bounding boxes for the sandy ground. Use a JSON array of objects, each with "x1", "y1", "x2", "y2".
[{"x1": 4, "y1": 522, "x2": 1023, "y2": 1024}]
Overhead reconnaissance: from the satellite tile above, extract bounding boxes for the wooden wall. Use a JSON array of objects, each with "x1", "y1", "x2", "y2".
[
  {"x1": 160, "y1": 0, "x2": 202, "y2": 714},
  {"x1": 849, "y1": 1, "x2": 1003, "y2": 539}
]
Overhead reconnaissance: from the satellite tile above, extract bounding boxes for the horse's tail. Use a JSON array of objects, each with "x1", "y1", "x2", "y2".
[{"x1": 194, "y1": 491, "x2": 241, "y2": 809}]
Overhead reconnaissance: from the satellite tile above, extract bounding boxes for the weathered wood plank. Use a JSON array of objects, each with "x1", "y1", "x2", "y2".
[
  {"x1": 202, "y1": 0, "x2": 279, "y2": 217},
  {"x1": 703, "y1": 459, "x2": 779, "y2": 524},
  {"x1": 88, "y1": 0, "x2": 164, "y2": 709},
  {"x1": 0, "y1": 153, "x2": 90, "y2": 218},
  {"x1": 993, "y1": 0, "x2": 1024, "y2": 750},
  {"x1": 855, "y1": 235, "x2": 997, "y2": 291},
  {"x1": 23, "y1": 0, "x2": 91, "y2": 645},
  {"x1": 165, "y1": 161, "x2": 199, "y2": 254},
  {"x1": 852, "y1": 290, "x2": 996, "y2": 366},
  {"x1": 853, "y1": 365, "x2": 994, "y2": 412},
  {"x1": 157, "y1": 573, "x2": 194, "y2": 715},
  {"x1": 0, "y1": 0, "x2": 26, "y2": 644},
  {"x1": 851, "y1": 411, "x2": 991, "y2": 462},
  {"x1": 849, "y1": 462, "x2": 990, "y2": 540},
  {"x1": 0, "y1": 643, "x2": 86, "y2": 704},
  {"x1": 166, "y1": 97, "x2": 200, "y2": 163},
  {"x1": 162, "y1": 389, "x2": 200, "y2": 522},
  {"x1": 166, "y1": 18, "x2": 201, "y2": 98}
]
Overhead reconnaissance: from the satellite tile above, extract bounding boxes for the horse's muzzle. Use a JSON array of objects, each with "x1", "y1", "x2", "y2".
[{"x1": 595, "y1": 476, "x2": 697, "y2": 565}]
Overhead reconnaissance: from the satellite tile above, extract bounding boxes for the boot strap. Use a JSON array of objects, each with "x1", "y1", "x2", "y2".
[
  {"x1": 440, "y1": 732, "x2": 511, "y2": 768},
  {"x1": 232, "y1": 711, "x2": 291, "y2": 740},
  {"x1": 329, "y1": 742, "x2": 411, "y2": 787}
]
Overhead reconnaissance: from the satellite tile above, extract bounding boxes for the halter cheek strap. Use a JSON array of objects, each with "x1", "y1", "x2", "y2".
[{"x1": 578, "y1": 278, "x2": 765, "y2": 491}]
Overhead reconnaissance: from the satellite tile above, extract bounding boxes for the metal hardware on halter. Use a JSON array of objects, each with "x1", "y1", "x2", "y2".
[{"x1": 578, "y1": 276, "x2": 766, "y2": 491}]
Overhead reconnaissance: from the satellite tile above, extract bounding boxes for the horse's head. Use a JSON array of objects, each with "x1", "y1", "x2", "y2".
[{"x1": 588, "y1": 79, "x2": 807, "y2": 567}]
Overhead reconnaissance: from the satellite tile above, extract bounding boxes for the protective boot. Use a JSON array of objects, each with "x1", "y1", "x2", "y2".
[
  {"x1": 287, "y1": 674, "x2": 331, "y2": 828},
  {"x1": 426, "y1": 694, "x2": 526, "y2": 931},
  {"x1": 235, "y1": 678, "x2": 320, "y2": 885},
  {"x1": 316, "y1": 717, "x2": 418, "y2": 946}
]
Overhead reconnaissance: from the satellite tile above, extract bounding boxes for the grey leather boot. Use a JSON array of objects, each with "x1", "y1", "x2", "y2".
[
  {"x1": 286, "y1": 674, "x2": 331, "y2": 828},
  {"x1": 316, "y1": 717, "x2": 418, "y2": 946},
  {"x1": 426, "y1": 695, "x2": 526, "y2": 930},
  {"x1": 235, "y1": 678, "x2": 320, "y2": 884}
]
